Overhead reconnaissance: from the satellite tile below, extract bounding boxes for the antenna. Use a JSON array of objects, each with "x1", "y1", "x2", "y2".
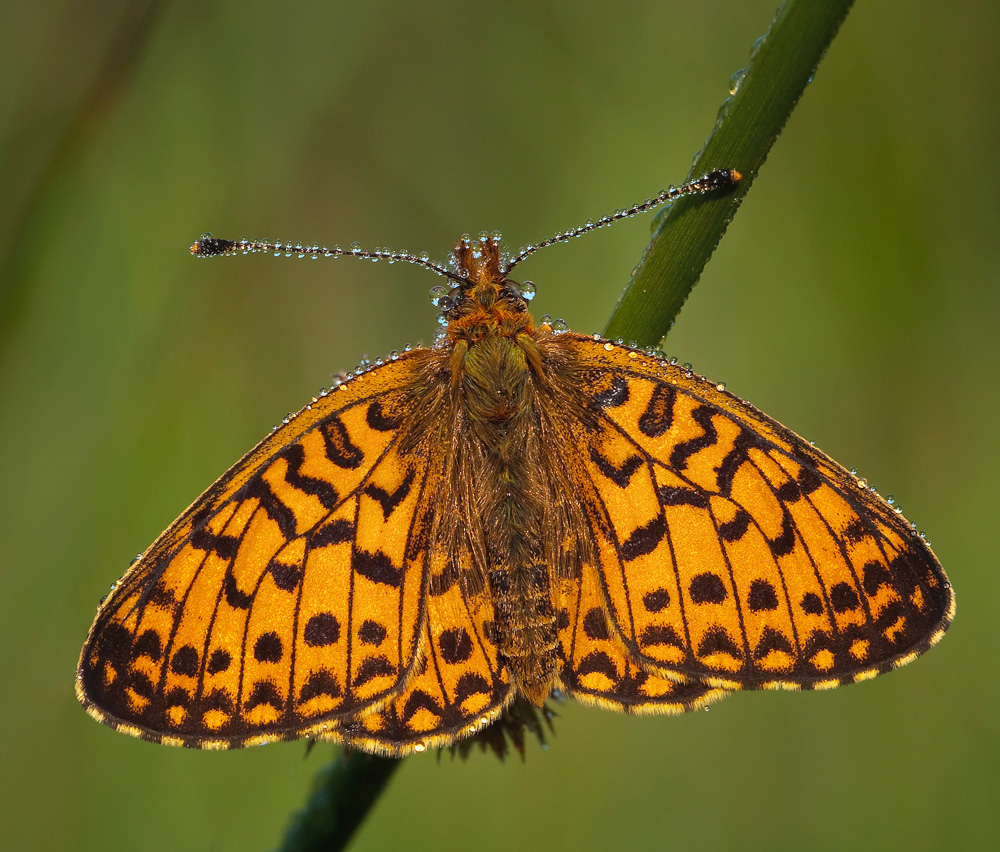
[
  {"x1": 502, "y1": 169, "x2": 741, "y2": 273},
  {"x1": 190, "y1": 168, "x2": 741, "y2": 281},
  {"x1": 190, "y1": 236, "x2": 468, "y2": 284}
]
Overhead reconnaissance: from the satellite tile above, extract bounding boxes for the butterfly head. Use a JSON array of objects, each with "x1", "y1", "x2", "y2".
[{"x1": 440, "y1": 234, "x2": 537, "y2": 344}]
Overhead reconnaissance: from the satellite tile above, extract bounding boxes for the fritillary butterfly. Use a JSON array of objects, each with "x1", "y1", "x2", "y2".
[{"x1": 78, "y1": 170, "x2": 953, "y2": 755}]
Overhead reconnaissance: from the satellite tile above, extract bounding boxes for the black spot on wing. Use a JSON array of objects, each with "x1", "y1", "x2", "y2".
[
  {"x1": 299, "y1": 670, "x2": 341, "y2": 702},
  {"x1": 575, "y1": 651, "x2": 619, "y2": 681},
  {"x1": 267, "y1": 558, "x2": 302, "y2": 591},
  {"x1": 800, "y1": 592, "x2": 824, "y2": 615},
  {"x1": 321, "y1": 417, "x2": 364, "y2": 469},
  {"x1": 133, "y1": 629, "x2": 162, "y2": 661},
  {"x1": 366, "y1": 399, "x2": 402, "y2": 432},
  {"x1": 690, "y1": 572, "x2": 727, "y2": 605},
  {"x1": 643, "y1": 588, "x2": 670, "y2": 612},
  {"x1": 253, "y1": 632, "x2": 283, "y2": 663},
  {"x1": 190, "y1": 528, "x2": 239, "y2": 559},
  {"x1": 841, "y1": 517, "x2": 868, "y2": 544},
  {"x1": 715, "y1": 428, "x2": 766, "y2": 496},
  {"x1": 747, "y1": 579, "x2": 779, "y2": 612},
  {"x1": 583, "y1": 608, "x2": 609, "y2": 640},
  {"x1": 697, "y1": 625, "x2": 741, "y2": 659},
  {"x1": 304, "y1": 612, "x2": 340, "y2": 647},
  {"x1": 830, "y1": 582, "x2": 860, "y2": 614},
  {"x1": 202, "y1": 687, "x2": 235, "y2": 716},
  {"x1": 438, "y1": 628, "x2": 474, "y2": 664},
  {"x1": 669, "y1": 405, "x2": 717, "y2": 471},
  {"x1": 353, "y1": 550, "x2": 403, "y2": 588},
  {"x1": 776, "y1": 480, "x2": 802, "y2": 503},
  {"x1": 312, "y1": 518, "x2": 354, "y2": 548},
  {"x1": 752, "y1": 627, "x2": 794, "y2": 660},
  {"x1": 364, "y1": 468, "x2": 416, "y2": 519},
  {"x1": 862, "y1": 561, "x2": 893, "y2": 595},
  {"x1": 592, "y1": 376, "x2": 629, "y2": 409},
  {"x1": 223, "y1": 567, "x2": 253, "y2": 610},
  {"x1": 589, "y1": 448, "x2": 643, "y2": 487},
  {"x1": 207, "y1": 649, "x2": 231, "y2": 674},
  {"x1": 796, "y1": 466, "x2": 822, "y2": 495},
  {"x1": 640, "y1": 624, "x2": 684, "y2": 647},
  {"x1": 353, "y1": 656, "x2": 396, "y2": 688},
  {"x1": 236, "y1": 476, "x2": 296, "y2": 540},
  {"x1": 170, "y1": 645, "x2": 199, "y2": 677},
  {"x1": 454, "y1": 672, "x2": 493, "y2": 705},
  {"x1": 280, "y1": 444, "x2": 340, "y2": 510},
  {"x1": 768, "y1": 507, "x2": 796, "y2": 557},
  {"x1": 637, "y1": 383, "x2": 676, "y2": 437},
  {"x1": 718, "y1": 509, "x2": 751, "y2": 542},
  {"x1": 399, "y1": 689, "x2": 441, "y2": 723},
  {"x1": 246, "y1": 680, "x2": 283, "y2": 711},
  {"x1": 358, "y1": 620, "x2": 387, "y2": 646},
  {"x1": 620, "y1": 515, "x2": 667, "y2": 561}
]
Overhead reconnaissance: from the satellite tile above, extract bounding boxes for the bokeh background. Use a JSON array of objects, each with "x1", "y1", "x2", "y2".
[{"x1": 2, "y1": 1, "x2": 996, "y2": 850}]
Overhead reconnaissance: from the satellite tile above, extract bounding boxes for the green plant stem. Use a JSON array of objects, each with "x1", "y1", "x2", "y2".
[
  {"x1": 604, "y1": 0, "x2": 855, "y2": 346},
  {"x1": 275, "y1": 2, "x2": 855, "y2": 850},
  {"x1": 276, "y1": 750, "x2": 400, "y2": 852}
]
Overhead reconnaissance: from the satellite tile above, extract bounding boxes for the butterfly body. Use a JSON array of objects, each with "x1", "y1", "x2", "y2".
[{"x1": 79, "y1": 226, "x2": 953, "y2": 756}]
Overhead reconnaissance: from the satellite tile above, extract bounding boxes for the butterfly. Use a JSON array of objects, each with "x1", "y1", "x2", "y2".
[{"x1": 77, "y1": 169, "x2": 953, "y2": 755}]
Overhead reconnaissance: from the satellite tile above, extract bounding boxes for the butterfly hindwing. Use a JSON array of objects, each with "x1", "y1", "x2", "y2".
[
  {"x1": 547, "y1": 335, "x2": 953, "y2": 691},
  {"x1": 78, "y1": 354, "x2": 444, "y2": 747},
  {"x1": 329, "y1": 547, "x2": 512, "y2": 755},
  {"x1": 556, "y1": 558, "x2": 728, "y2": 713}
]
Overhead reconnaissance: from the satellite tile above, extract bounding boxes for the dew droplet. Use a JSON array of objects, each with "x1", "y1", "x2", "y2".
[
  {"x1": 729, "y1": 67, "x2": 747, "y2": 95},
  {"x1": 520, "y1": 280, "x2": 536, "y2": 300}
]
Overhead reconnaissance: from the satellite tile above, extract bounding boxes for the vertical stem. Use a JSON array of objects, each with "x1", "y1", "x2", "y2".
[{"x1": 604, "y1": 0, "x2": 855, "y2": 346}]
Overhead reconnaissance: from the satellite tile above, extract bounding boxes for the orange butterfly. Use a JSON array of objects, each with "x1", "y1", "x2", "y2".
[{"x1": 78, "y1": 170, "x2": 953, "y2": 755}]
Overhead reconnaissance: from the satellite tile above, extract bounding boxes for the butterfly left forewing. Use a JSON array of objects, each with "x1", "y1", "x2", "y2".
[
  {"x1": 78, "y1": 352, "x2": 448, "y2": 747},
  {"x1": 546, "y1": 334, "x2": 953, "y2": 691}
]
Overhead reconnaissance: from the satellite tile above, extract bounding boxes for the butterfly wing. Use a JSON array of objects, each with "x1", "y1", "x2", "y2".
[
  {"x1": 327, "y1": 548, "x2": 512, "y2": 755},
  {"x1": 556, "y1": 558, "x2": 728, "y2": 713},
  {"x1": 78, "y1": 352, "x2": 448, "y2": 747},
  {"x1": 544, "y1": 334, "x2": 953, "y2": 691}
]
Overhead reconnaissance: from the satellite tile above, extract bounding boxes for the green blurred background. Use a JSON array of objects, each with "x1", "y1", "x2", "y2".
[{"x1": 2, "y1": 1, "x2": 996, "y2": 849}]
